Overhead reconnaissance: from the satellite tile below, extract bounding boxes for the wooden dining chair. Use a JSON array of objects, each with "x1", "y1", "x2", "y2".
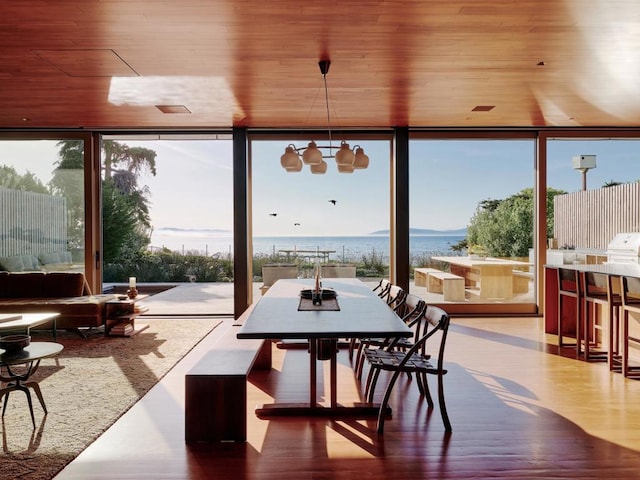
[
  {"x1": 353, "y1": 293, "x2": 426, "y2": 379},
  {"x1": 372, "y1": 278, "x2": 391, "y2": 295},
  {"x1": 385, "y1": 285, "x2": 407, "y2": 313},
  {"x1": 363, "y1": 305, "x2": 452, "y2": 434},
  {"x1": 620, "y1": 275, "x2": 640, "y2": 378}
]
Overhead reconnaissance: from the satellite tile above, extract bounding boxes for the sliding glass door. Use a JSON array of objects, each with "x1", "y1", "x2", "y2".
[
  {"x1": 408, "y1": 135, "x2": 537, "y2": 314},
  {"x1": 100, "y1": 135, "x2": 234, "y2": 315},
  {"x1": 0, "y1": 137, "x2": 87, "y2": 275}
]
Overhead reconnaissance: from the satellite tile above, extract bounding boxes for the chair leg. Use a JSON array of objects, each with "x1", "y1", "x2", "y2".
[
  {"x1": 366, "y1": 367, "x2": 383, "y2": 403},
  {"x1": 348, "y1": 338, "x2": 357, "y2": 361},
  {"x1": 609, "y1": 306, "x2": 621, "y2": 371},
  {"x1": 623, "y1": 310, "x2": 630, "y2": 377},
  {"x1": 376, "y1": 370, "x2": 402, "y2": 434},
  {"x1": 437, "y1": 373, "x2": 452, "y2": 432},
  {"x1": 364, "y1": 365, "x2": 376, "y2": 400},
  {"x1": 420, "y1": 372, "x2": 434, "y2": 407},
  {"x1": 355, "y1": 343, "x2": 367, "y2": 380}
]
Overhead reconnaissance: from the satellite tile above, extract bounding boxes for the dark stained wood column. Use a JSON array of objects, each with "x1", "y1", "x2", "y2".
[
  {"x1": 394, "y1": 127, "x2": 410, "y2": 292},
  {"x1": 233, "y1": 127, "x2": 250, "y2": 318}
]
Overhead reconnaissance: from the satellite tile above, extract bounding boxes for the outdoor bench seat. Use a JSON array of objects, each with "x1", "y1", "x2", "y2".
[
  {"x1": 185, "y1": 306, "x2": 271, "y2": 443},
  {"x1": 413, "y1": 267, "x2": 443, "y2": 288},
  {"x1": 513, "y1": 269, "x2": 534, "y2": 294},
  {"x1": 427, "y1": 271, "x2": 466, "y2": 302}
]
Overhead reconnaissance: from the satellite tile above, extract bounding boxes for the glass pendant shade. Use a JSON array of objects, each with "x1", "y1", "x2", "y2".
[
  {"x1": 335, "y1": 142, "x2": 355, "y2": 165},
  {"x1": 302, "y1": 141, "x2": 323, "y2": 165},
  {"x1": 280, "y1": 146, "x2": 301, "y2": 170},
  {"x1": 285, "y1": 157, "x2": 303, "y2": 172},
  {"x1": 353, "y1": 147, "x2": 369, "y2": 169},
  {"x1": 310, "y1": 160, "x2": 328, "y2": 174},
  {"x1": 337, "y1": 162, "x2": 355, "y2": 173}
]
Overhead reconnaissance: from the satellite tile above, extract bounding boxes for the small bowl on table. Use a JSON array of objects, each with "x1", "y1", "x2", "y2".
[{"x1": 0, "y1": 334, "x2": 31, "y2": 354}]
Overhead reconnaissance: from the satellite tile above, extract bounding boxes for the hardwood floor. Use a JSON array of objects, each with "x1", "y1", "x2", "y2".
[{"x1": 54, "y1": 316, "x2": 640, "y2": 479}]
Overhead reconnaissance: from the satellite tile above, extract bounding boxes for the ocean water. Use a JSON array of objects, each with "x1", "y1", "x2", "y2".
[{"x1": 149, "y1": 233, "x2": 465, "y2": 262}]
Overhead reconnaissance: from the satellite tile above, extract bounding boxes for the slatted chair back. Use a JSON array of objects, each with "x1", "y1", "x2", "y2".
[
  {"x1": 386, "y1": 285, "x2": 407, "y2": 313},
  {"x1": 373, "y1": 279, "x2": 391, "y2": 297}
]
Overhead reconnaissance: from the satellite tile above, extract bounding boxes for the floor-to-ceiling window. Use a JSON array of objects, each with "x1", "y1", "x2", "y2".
[
  {"x1": 546, "y1": 135, "x2": 640, "y2": 257},
  {"x1": 249, "y1": 135, "x2": 392, "y2": 297},
  {"x1": 0, "y1": 136, "x2": 87, "y2": 276},
  {"x1": 100, "y1": 134, "x2": 234, "y2": 314},
  {"x1": 408, "y1": 134, "x2": 537, "y2": 314}
]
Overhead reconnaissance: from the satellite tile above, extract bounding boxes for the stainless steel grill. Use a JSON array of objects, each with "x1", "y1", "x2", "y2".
[{"x1": 606, "y1": 232, "x2": 640, "y2": 264}]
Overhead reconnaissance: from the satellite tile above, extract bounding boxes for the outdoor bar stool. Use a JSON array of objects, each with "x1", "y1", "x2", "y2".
[
  {"x1": 620, "y1": 276, "x2": 640, "y2": 378},
  {"x1": 580, "y1": 271, "x2": 621, "y2": 364},
  {"x1": 557, "y1": 268, "x2": 581, "y2": 354}
]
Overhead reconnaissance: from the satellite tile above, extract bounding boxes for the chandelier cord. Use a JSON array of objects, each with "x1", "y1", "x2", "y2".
[{"x1": 322, "y1": 72, "x2": 333, "y2": 151}]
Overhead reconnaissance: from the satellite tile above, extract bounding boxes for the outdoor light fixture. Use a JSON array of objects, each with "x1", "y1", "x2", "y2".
[
  {"x1": 572, "y1": 154, "x2": 597, "y2": 191},
  {"x1": 279, "y1": 60, "x2": 369, "y2": 174}
]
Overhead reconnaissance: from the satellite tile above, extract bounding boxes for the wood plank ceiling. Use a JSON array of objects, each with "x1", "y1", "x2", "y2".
[{"x1": 1, "y1": 0, "x2": 640, "y2": 130}]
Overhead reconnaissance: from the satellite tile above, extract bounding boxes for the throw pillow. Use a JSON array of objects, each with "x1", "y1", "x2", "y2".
[
  {"x1": 38, "y1": 251, "x2": 61, "y2": 265},
  {"x1": 21, "y1": 254, "x2": 41, "y2": 271},
  {"x1": 0, "y1": 255, "x2": 24, "y2": 272}
]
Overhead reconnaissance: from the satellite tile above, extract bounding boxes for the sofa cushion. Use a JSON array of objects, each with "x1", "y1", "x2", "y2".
[
  {"x1": 23, "y1": 254, "x2": 41, "y2": 271},
  {"x1": 42, "y1": 272, "x2": 86, "y2": 297},
  {"x1": 4, "y1": 272, "x2": 46, "y2": 297},
  {"x1": 39, "y1": 251, "x2": 61, "y2": 265},
  {"x1": 0, "y1": 255, "x2": 25, "y2": 272}
]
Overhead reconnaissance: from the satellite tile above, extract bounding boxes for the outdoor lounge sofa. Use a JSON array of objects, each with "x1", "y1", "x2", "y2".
[{"x1": 0, "y1": 271, "x2": 116, "y2": 331}]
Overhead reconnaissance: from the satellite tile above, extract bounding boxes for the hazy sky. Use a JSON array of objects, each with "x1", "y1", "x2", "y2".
[{"x1": 2, "y1": 137, "x2": 639, "y2": 238}]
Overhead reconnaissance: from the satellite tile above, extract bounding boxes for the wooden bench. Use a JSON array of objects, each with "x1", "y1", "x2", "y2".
[
  {"x1": 185, "y1": 307, "x2": 271, "y2": 443},
  {"x1": 413, "y1": 267, "x2": 441, "y2": 288},
  {"x1": 513, "y1": 269, "x2": 534, "y2": 294},
  {"x1": 427, "y1": 271, "x2": 466, "y2": 301}
]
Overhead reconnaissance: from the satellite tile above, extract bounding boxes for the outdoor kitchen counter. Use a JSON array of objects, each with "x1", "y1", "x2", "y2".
[{"x1": 544, "y1": 263, "x2": 640, "y2": 335}]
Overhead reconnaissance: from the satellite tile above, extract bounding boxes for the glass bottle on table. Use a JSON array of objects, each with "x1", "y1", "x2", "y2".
[{"x1": 313, "y1": 262, "x2": 322, "y2": 305}]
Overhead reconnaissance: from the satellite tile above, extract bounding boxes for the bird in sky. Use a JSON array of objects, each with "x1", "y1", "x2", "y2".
[
  {"x1": 269, "y1": 213, "x2": 278, "y2": 217},
  {"x1": 328, "y1": 199, "x2": 337, "y2": 205},
  {"x1": 294, "y1": 222, "x2": 301, "y2": 226}
]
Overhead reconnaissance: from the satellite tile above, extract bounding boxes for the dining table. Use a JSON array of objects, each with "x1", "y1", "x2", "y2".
[
  {"x1": 432, "y1": 255, "x2": 531, "y2": 300},
  {"x1": 236, "y1": 277, "x2": 412, "y2": 417}
]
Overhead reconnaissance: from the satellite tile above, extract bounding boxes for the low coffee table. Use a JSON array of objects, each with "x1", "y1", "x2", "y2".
[
  {"x1": 0, "y1": 313, "x2": 59, "y2": 340},
  {"x1": 0, "y1": 341, "x2": 64, "y2": 427}
]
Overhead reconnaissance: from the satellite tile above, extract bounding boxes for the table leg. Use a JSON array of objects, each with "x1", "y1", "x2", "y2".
[
  {"x1": 1, "y1": 383, "x2": 37, "y2": 427},
  {"x1": 309, "y1": 339, "x2": 317, "y2": 407},
  {"x1": 330, "y1": 339, "x2": 337, "y2": 408}
]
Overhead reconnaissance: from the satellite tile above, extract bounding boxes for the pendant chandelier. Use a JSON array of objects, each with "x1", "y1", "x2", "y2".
[{"x1": 280, "y1": 60, "x2": 369, "y2": 174}]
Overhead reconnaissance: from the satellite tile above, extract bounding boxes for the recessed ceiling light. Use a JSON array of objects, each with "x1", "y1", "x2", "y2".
[
  {"x1": 156, "y1": 105, "x2": 191, "y2": 114},
  {"x1": 472, "y1": 105, "x2": 494, "y2": 112}
]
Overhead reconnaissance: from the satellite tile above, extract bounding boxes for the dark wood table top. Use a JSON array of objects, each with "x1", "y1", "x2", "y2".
[
  {"x1": 237, "y1": 278, "x2": 412, "y2": 340},
  {"x1": 0, "y1": 342, "x2": 63, "y2": 366}
]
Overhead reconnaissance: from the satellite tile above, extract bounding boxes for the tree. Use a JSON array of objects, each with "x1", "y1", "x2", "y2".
[
  {"x1": 50, "y1": 140, "x2": 85, "y2": 251},
  {"x1": 466, "y1": 187, "x2": 566, "y2": 257},
  {"x1": 55, "y1": 139, "x2": 158, "y2": 262},
  {"x1": 0, "y1": 165, "x2": 49, "y2": 193}
]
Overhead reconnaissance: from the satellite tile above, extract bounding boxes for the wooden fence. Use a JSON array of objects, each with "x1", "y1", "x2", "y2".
[
  {"x1": 553, "y1": 182, "x2": 640, "y2": 250},
  {"x1": 0, "y1": 187, "x2": 67, "y2": 257}
]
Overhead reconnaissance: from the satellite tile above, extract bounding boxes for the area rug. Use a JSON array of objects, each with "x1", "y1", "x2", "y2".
[{"x1": 0, "y1": 317, "x2": 221, "y2": 480}]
